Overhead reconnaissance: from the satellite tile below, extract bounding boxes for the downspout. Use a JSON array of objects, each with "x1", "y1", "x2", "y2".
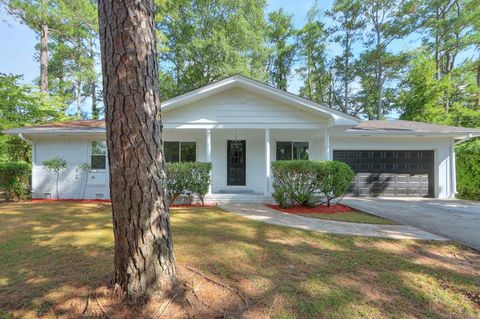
[
  {"x1": 17, "y1": 133, "x2": 32, "y2": 145},
  {"x1": 449, "y1": 140, "x2": 456, "y2": 198}
]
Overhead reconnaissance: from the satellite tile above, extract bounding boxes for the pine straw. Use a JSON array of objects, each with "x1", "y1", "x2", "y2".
[{"x1": 56, "y1": 265, "x2": 256, "y2": 319}]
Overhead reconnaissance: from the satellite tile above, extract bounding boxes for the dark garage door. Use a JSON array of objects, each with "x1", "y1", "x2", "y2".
[{"x1": 333, "y1": 150, "x2": 434, "y2": 197}]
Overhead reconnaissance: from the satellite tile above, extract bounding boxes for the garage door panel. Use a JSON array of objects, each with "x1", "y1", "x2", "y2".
[{"x1": 333, "y1": 150, "x2": 434, "y2": 197}]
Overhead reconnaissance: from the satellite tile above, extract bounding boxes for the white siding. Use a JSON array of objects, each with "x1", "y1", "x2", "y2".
[
  {"x1": 32, "y1": 138, "x2": 109, "y2": 199},
  {"x1": 331, "y1": 135, "x2": 455, "y2": 199},
  {"x1": 164, "y1": 87, "x2": 329, "y2": 127}
]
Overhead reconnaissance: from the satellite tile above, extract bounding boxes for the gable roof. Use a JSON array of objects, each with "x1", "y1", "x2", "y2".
[{"x1": 161, "y1": 74, "x2": 360, "y2": 126}]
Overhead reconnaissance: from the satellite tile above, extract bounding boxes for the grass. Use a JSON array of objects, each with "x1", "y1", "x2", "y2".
[
  {"x1": 1, "y1": 202, "x2": 480, "y2": 318},
  {"x1": 295, "y1": 211, "x2": 398, "y2": 225}
]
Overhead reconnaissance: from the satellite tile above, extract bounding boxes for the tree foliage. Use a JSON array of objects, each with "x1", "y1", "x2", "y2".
[
  {"x1": 266, "y1": 9, "x2": 296, "y2": 90},
  {"x1": 0, "y1": 73, "x2": 67, "y2": 162},
  {"x1": 156, "y1": 0, "x2": 269, "y2": 98},
  {"x1": 297, "y1": 4, "x2": 331, "y2": 106}
]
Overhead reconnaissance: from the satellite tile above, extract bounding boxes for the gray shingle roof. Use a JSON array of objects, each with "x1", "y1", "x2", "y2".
[{"x1": 350, "y1": 120, "x2": 480, "y2": 133}]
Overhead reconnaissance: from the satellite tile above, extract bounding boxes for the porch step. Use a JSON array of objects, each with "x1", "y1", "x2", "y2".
[{"x1": 204, "y1": 193, "x2": 274, "y2": 204}]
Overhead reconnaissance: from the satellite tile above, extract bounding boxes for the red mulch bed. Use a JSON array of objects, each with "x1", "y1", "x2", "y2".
[{"x1": 266, "y1": 203, "x2": 353, "y2": 214}]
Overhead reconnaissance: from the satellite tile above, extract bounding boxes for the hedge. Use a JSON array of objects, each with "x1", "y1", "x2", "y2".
[
  {"x1": 456, "y1": 139, "x2": 480, "y2": 200},
  {"x1": 165, "y1": 162, "x2": 212, "y2": 205},
  {"x1": 0, "y1": 161, "x2": 31, "y2": 201},
  {"x1": 271, "y1": 160, "x2": 354, "y2": 208}
]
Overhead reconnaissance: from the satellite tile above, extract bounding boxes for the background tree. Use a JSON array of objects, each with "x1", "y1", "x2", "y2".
[
  {"x1": 360, "y1": 0, "x2": 416, "y2": 119},
  {"x1": 4, "y1": 0, "x2": 61, "y2": 94},
  {"x1": 327, "y1": 0, "x2": 365, "y2": 114},
  {"x1": 98, "y1": 0, "x2": 176, "y2": 300},
  {"x1": 48, "y1": 0, "x2": 98, "y2": 117},
  {"x1": 0, "y1": 74, "x2": 66, "y2": 162},
  {"x1": 157, "y1": 0, "x2": 268, "y2": 98},
  {"x1": 266, "y1": 9, "x2": 296, "y2": 90},
  {"x1": 297, "y1": 4, "x2": 331, "y2": 106}
]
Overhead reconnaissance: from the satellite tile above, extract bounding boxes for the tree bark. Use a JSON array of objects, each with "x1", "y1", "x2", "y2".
[
  {"x1": 98, "y1": 0, "x2": 176, "y2": 301},
  {"x1": 91, "y1": 80, "x2": 98, "y2": 119},
  {"x1": 76, "y1": 78, "x2": 82, "y2": 117},
  {"x1": 40, "y1": 20, "x2": 48, "y2": 93}
]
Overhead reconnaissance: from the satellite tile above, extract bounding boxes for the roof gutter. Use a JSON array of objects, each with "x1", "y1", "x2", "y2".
[{"x1": 454, "y1": 133, "x2": 475, "y2": 145}]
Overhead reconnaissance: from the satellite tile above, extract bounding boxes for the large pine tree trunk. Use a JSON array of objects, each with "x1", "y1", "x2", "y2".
[{"x1": 98, "y1": 0, "x2": 176, "y2": 301}]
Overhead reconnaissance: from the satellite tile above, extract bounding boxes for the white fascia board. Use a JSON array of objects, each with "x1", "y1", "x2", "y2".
[
  {"x1": 163, "y1": 122, "x2": 328, "y2": 129},
  {"x1": 337, "y1": 130, "x2": 480, "y2": 138},
  {"x1": 2, "y1": 128, "x2": 106, "y2": 136}
]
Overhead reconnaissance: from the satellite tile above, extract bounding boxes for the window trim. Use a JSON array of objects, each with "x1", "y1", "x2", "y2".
[
  {"x1": 90, "y1": 141, "x2": 107, "y2": 171},
  {"x1": 275, "y1": 141, "x2": 310, "y2": 161},
  {"x1": 164, "y1": 141, "x2": 197, "y2": 163}
]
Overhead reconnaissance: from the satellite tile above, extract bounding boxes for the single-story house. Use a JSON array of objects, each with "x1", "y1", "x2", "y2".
[{"x1": 4, "y1": 75, "x2": 480, "y2": 201}]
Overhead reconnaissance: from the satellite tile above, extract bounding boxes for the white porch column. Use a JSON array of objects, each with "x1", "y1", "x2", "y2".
[
  {"x1": 323, "y1": 129, "x2": 331, "y2": 160},
  {"x1": 264, "y1": 128, "x2": 271, "y2": 196},
  {"x1": 206, "y1": 129, "x2": 212, "y2": 194}
]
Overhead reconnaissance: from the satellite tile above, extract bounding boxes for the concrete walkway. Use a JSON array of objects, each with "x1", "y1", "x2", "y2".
[{"x1": 220, "y1": 203, "x2": 445, "y2": 241}]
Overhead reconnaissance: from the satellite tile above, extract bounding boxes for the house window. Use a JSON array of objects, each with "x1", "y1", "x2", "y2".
[
  {"x1": 276, "y1": 141, "x2": 309, "y2": 160},
  {"x1": 165, "y1": 142, "x2": 196, "y2": 162},
  {"x1": 91, "y1": 141, "x2": 107, "y2": 169}
]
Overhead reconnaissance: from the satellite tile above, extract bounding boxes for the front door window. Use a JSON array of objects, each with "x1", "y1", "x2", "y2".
[{"x1": 227, "y1": 140, "x2": 246, "y2": 186}]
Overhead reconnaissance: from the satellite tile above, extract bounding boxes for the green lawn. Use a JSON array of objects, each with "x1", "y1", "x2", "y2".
[
  {"x1": 295, "y1": 211, "x2": 399, "y2": 224},
  {"x1": 1, "y1": 202, "x2": 479, "y2": 318}
]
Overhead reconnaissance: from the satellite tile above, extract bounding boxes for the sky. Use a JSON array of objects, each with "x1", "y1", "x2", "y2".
[
  {"x1": 0, "y1": 0, "x2": 332, "y2": 93},
  {"x1": 0, "y1": 1, "x2": 473, "y2": 117}
]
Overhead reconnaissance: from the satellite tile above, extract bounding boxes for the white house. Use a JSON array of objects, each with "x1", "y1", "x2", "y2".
[{"x1": 4, "y1": 75, "x2": 480, "y2": 201}]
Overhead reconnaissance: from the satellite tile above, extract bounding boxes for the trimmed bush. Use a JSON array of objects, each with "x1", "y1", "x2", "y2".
[
  {"x1": 165, "y1": 162, "x2": 212, "y2": 205},
  {"x1": 188, "y1": 162, "x2": 212, "y2": 205},
  {"x1": 317, "y1": 161, "x2": 355, "y2": 206},
  {"x1": 0, "y1": 161, "x2": 31, "y2": 201},
  {"x1": 456, "y1": 139, "x2": 480, "y2": 200},
  {"x1": 271, "y1": 160, "x2": 354, "y2": 208}
]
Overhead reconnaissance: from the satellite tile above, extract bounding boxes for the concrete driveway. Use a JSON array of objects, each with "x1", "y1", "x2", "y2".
[{"x1": 343, "y1": 197, "x2": 480, "y2": 250}]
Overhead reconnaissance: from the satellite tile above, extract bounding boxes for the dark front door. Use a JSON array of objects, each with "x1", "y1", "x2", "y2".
[
  {"x1": 227, "y1": 140, "x2": 246, "y2": 186},
  {"x1": 333, "y1": 150, "x2": 434, "y2": 197}
]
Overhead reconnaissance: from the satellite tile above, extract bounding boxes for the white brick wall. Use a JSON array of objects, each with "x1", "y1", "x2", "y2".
[
  {"x1": 31, "y1": 129, "x2": 326, "y2": 199},
  {"x1": 30, "y1": 131, "x2": 455, "y2": 199},
  {"x1": 32, "y1": 138, "x2": 109, "y2": 199}
]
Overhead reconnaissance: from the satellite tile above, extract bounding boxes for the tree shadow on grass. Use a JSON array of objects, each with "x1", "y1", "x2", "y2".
[{"x1": 0, "y1": 203, "x2": 479, "y2": 318}]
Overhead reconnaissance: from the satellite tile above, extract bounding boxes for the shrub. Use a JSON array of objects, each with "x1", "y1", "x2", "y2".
[
  {"x1": 43, "y1": 157, "x2": 67, "y2": 199},
  {"x1": 271, "y1": 160, "x2": 354, "y2": 208},
  {"x1": 187, "y1": 162, "x2": 212, "y2": 205},
  {"x1": 0, "y1": 161, "x2": 31, "y2": 201},
  {"x1": 165, "y1": 162, "x2": 212, "y2": 205},
  {"x1": 271, "y1": 161, "x2": 319, "y2": 207},
  {"x1": 316, "y1": 161, "x2": 355, "y2": 206},
  {"x1": 76, "y1": 163, "x2": 92, "y2": 199},
  {"x1": 456, "y1": 139, "x2": 480, "y2": 200}
]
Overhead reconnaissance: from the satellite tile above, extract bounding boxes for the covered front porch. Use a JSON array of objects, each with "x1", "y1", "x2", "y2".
[{"x1": 163, "y1": 128, "x2": 332, "y2": 197}]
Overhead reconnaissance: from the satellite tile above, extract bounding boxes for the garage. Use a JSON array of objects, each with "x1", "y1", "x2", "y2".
[{"x1": 333, "y1": 150, "x2": 434, "y2": 197}]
